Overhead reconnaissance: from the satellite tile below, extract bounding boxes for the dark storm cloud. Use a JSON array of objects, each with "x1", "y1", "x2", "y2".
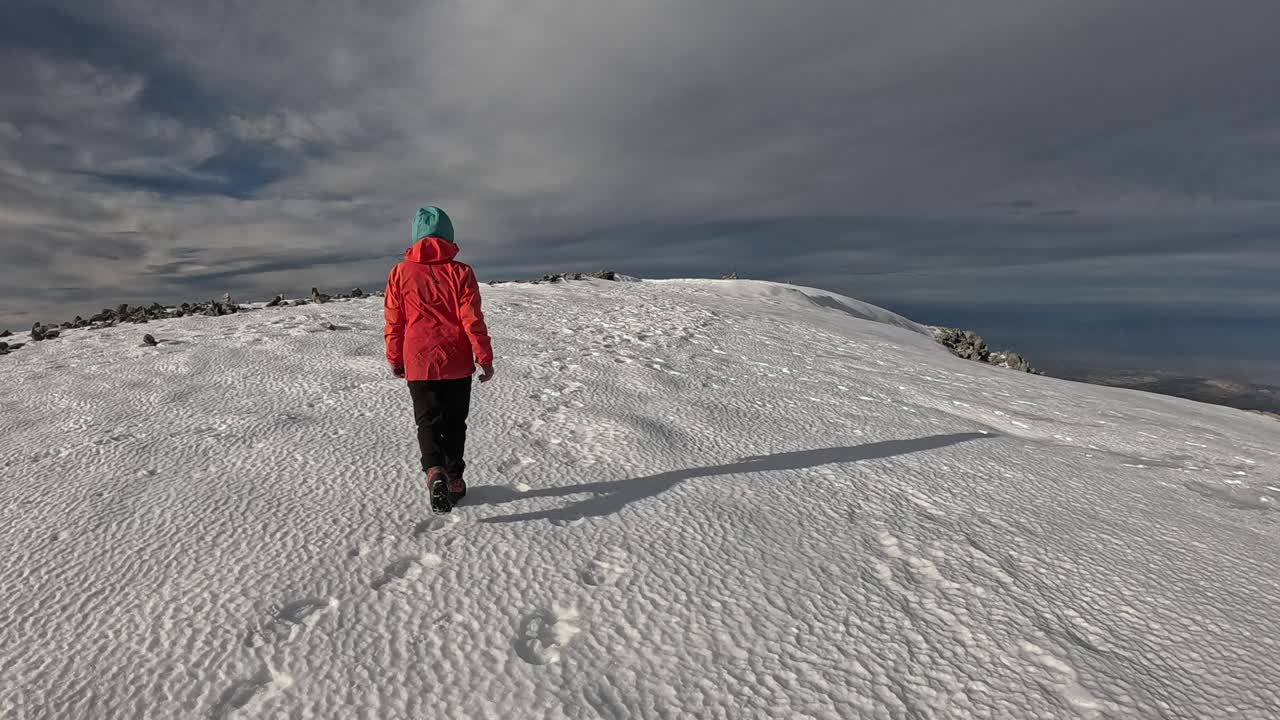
[
  {"x1": 0, "y1": 2, "x2": 227, "y2": 121},
  {"x1": 0, "y1": 0, "x2": 1278, "y2": 346}
]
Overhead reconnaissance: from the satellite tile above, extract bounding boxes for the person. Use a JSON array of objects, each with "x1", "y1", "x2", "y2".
[{"x1": 384, "y1": 206, "x2": 494, "y2": 514}]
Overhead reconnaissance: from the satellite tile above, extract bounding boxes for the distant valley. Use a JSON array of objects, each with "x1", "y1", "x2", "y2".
[{"x1": 1058, "y1": 369, "x2": 1280, "y2": 419}]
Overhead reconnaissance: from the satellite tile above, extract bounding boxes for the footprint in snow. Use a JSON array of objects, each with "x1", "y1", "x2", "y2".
[
  {"x1": 579, "y1": 547, "x2": 629, "y2": 587},
  {"x1": 513, "y1": 607, "x2": 580, "y2": 665},
  {"x1": 244, "y1": 597, "x2": 338, "y2": 648},
  {"x1": 210, "y1": 665, "x2": 293, "y2": 719},
  {"x1": 414, "y1": 516, "x2": 455, "y2": 536},
  {"x1": 371, "y1": 553, "x2": 441, "y2": 591}
]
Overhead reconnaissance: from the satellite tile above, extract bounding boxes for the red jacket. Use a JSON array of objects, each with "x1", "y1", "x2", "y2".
[{"x1": 384, "y1": 237, "x2": 493, "y2": 381}]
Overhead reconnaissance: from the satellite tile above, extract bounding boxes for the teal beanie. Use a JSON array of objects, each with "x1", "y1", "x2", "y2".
[{"x1": 411, "y1": 206, "x2": 455, "y2": 243}]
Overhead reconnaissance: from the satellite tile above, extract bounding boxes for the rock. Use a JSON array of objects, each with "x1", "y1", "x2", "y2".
[
  {"x1": 0, "y1": 342, "x2": 8, "y2": 351},
  {"x1": 266, "y1": 295, "x2": 284, "y2": 308},
  {"x1": 42, "y1": 329, "x2": 60, "y2": 340},
  {"x1": 722, "y1": 271, "x2": 739, "y2": 280},
  {"x1": 293, "y1": 299, "x2": 308, "y2": 306},
  {"x1": 5, "y1": 342, "x2": 23, "y2": 351},
  {"x1": 311, "y1": 287, "x2": 330, "y2": 304},
  {"x1": 325, "y1": 323, "x2": 338, "y2": 331},
  {"x1": 932, "y1": 327, "x2": 988, "y2": 362},
  {"x1": 0, "y1": 330, "x2": 10, "y2": 338},
  {"x1": 932, "y1": 326, "x2": 1037, "y2": 374},
  {"x1": 988, "y1": 350, "x2": 1033, "y2": 373},
  {"x1": 116, "y1": 303, "x2": 131, "y2": 318},
  {"x1": 31, "y1": 323, "x2": 46, "y2": 341},
  {"x1": 351, "y1": 287, "x2": 365, "y2": 298},
  {"x1": 143, "y1": 334, "x2": 158, "y2": 347},
  {"x1": 222, "y1": 292, "x2": 234, "y2": 305},
  {"x1": 205, "y1": 300, "x2": 234, "y2": 316},
  {"x1": 537, "y1": 270, "x2": 626, "y2": 284}
]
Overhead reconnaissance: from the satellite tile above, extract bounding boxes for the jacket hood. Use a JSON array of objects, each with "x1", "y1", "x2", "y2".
[{"x1": 405, "y1": 235, "x2": 459, "y2": 264}]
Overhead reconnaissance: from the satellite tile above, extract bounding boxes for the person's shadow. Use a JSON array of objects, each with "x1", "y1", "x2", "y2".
[{"x1": 471, "y1": 432, "x2": 994, "y2": 525}]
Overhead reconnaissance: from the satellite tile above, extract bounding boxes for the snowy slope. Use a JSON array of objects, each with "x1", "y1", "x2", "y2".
[{"x1": 1, "y1": 279, "x2": 1277, "y2": 720}]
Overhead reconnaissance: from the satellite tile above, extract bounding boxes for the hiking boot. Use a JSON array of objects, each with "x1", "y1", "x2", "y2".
[
  {"x1": 426, "y1": 466, "x2": 452, "y2": 514},
  {"x1": 447, "y1": 472, "x2": 467, "y2": 505}
]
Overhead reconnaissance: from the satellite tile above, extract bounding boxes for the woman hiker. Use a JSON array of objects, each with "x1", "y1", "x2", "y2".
[{"x1": 384, "y1": 206, "x2": 495, "y2": 514}]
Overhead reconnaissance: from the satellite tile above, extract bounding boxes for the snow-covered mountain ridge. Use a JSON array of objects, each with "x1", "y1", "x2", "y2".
[{"x1": 1, "y1": 279, "x2": 1276, "y2": 719}]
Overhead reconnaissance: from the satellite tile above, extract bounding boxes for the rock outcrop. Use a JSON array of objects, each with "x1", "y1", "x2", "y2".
[
  {"x1": 931, "y1": 326, "x2": 1037, "y2": 374},
  {"x1": 490, "y1": 270, "x2": 638, "y2": 286}
]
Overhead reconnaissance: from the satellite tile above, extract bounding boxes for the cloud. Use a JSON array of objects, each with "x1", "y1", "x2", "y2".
[{"x1": 1, "y1": 0, "x2": 1279, "y2": 337}]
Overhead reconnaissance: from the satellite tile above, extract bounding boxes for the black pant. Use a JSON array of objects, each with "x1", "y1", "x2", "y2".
[{"x1": 408, "y1": 377, "x2": 473, "y2": 476}]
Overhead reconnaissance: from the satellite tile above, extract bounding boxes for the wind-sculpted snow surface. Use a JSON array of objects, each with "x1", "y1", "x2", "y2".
[{"x1": 0, "y1": 279, "x2": 1277, "y2": 719}]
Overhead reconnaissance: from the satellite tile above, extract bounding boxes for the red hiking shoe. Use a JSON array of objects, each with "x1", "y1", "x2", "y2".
[{"x1": 447, "y1": 473, "x2": 467, "y2": 505}]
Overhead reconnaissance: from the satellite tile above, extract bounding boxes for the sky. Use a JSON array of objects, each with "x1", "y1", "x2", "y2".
[{"x1": 2, "y1": 1, "x2": 1279, "y2": 382}]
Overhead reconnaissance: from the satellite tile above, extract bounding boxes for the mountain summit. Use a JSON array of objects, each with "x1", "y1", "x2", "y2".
[{"x1": 1, "y1": 279, "x2": 1275, "y2": 718}]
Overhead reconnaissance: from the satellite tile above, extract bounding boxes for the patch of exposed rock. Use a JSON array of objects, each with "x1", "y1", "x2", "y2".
[
  {"x1": 931, "y1": 326, "x2": 1038, "y2": 374},
  {"x1": 1, "y1": 288, "x2": 382, "y2": 357},
  {"x1": 490, "y1": 270, "x2": 638, "y2": 286}
]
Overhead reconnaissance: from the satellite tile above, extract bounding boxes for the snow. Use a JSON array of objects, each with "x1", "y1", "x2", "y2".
[{"x1": 1, "y1": 278, "x2": 1277, "y2": 719}]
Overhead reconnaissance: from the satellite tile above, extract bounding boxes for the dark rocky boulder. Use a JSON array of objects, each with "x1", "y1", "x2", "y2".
[
  {"x1": 143, "y1": 334, "x2": 159, "y2": 347},
  {"x1": 203, "y1": 299, "x2": 240, "y2": 317},
  {"x1": 932, "y1": 326, "x2": 1037, "y2": 374},
  {"x1": 988, "y1": 350, "x2": 1034, "y2": 373},
  {"x1": 932, "y1": 327, "x2": 988, "y2": 362}
]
